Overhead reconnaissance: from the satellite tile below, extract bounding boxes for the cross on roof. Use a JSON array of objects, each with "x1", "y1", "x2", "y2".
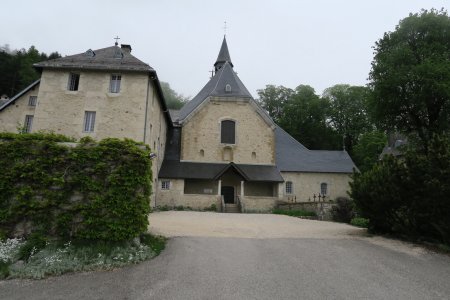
[
  {"x1": 114, "y1": 36, "x2": 120, "y2": 46},
  {"x1": 223, "y1": 21, "x2": 227, "y2": 35}
]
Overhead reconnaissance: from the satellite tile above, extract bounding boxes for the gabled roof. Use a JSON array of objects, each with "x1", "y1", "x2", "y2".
[
  {"x1": 0, "y1": 79, "x2": 40, "y2": 112},
  {"x1": 177, "y1": 62, "x2": 253, "y2": 122},
  {"x1": 34, "y1": 46, "x2": 154, "y2": 73},
  {"x1": 214, "y1": 36, "x2": 233, "y2": 70},
  {"x1": 275, "y1": 126, "x2": 356, "y2": 173},
  {"x1": 159, "y1": 160, "x2": 284, "y2": 182}
]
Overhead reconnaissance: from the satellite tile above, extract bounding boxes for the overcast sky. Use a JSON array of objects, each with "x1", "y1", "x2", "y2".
[{"x1": 1, "y1": 0, "x2": 448, "y2": 98}]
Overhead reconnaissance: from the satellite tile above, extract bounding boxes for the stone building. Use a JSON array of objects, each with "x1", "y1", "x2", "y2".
[
  {"x1": 0, "y1": 38, "x2": 356, "y2": 212},
  {"x1": 157, "y1": 37, "x2": 356, "y2": 212},
  {"x1": 0, "y1": 43, "x2": 171, "y2": 206}
]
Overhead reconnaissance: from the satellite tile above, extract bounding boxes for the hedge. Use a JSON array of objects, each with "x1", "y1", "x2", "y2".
[{"x1": 0, "y1": 133, "x2": 152, "y2": 241}]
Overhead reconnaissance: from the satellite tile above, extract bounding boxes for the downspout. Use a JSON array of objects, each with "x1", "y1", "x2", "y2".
[{"x1": 143, "y1": 75, "x2": 151, "y2": 143}]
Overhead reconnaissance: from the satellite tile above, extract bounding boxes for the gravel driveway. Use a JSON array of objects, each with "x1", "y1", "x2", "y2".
[
  {"x1": 149, "y1": 211, "x2": 364, "y2": 239},
  {"x1": 1, "y1": 211, "x2": 449, "y2": 300}
]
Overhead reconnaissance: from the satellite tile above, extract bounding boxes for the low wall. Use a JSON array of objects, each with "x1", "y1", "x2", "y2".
[
  {"x1": 276, "y1": 201, "x2": 335, "y2": 220},
  {"x1": 157, "y1": 192, "x2": 220, "y2": 211},
  {"x1": 241, "y1": 196, "x2": 277, "y2": 213}
]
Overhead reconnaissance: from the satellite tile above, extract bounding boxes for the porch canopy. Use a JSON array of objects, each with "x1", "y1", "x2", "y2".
[{"x1": 159, "y1": 161, "x2": 284, "y2": 182}]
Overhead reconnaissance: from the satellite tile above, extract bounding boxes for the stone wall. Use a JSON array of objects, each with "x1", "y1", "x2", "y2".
[
  {"x1": 0, "y1": 83, "x2": 39, "y2": 133},
  {"x1": 281, "y1": 172, "x2": 351, "y2": 202},
  {"x1": 276, "y1": 201, "x2": 335, "y2": 221},
  {"x1": 180, "y1": 98, "x2": 275, "y2": 165},
  {"x1": 157, "y1": 179, "x2": 219, "y2": 210},
  {"x1": 241, "y1": 196, "x2": 277, "y2": 213},
  {"x1": 33, "y1": 70, "x2": 150, "y2": 141}
]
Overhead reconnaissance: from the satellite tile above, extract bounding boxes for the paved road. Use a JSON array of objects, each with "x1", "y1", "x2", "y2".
[{"x1": 1, "y1": 212, "x2": 450, "y2": 299}]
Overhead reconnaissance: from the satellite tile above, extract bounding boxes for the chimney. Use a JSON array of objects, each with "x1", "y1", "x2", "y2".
[{"x1": 121, "y1": 44, "x2": 132, "y2": 53}]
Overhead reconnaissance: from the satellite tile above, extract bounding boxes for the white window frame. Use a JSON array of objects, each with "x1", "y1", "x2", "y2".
[
  {"x1": 67, "y1": 73, "x2": 80, "y2": 91},
  {"x1": 24, "y1": 115, "x2": 33, "y2": 133},
  {"x1": 285, "y1": 181, "x2": 293, "y2": 195},
  {"x1": 28, "y1": 96, "x2": 37, "y2": 106},
  {"x1": 110, "y1": 74, "x2": 122, "y2": 93},
  {"x1": 161, "y1": 180, "x2": 171, "y2": 190},
  {"x1": 83, "y1": 111, "x2": 96, "y2": 132},
  {"x1": 321, "y1": 182, "x2": 328, "y2": 195}
]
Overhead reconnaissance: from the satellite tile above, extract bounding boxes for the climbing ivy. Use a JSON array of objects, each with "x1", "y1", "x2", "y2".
[{"x1": 0, "y1": 133, "x2": 152, "y2": 241}]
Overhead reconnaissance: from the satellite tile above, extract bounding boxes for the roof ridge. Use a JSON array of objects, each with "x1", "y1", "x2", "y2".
[{"x1": 0, "y1": 79, "x2": 40, "y2": 111}]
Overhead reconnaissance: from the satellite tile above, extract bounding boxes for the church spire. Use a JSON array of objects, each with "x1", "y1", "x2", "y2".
[{"x1": 214, "y1": 36, "x2": 233, "y2": 72}]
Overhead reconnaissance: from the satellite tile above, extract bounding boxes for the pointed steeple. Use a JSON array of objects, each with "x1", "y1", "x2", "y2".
[{"x1": 214, "y1": 36, "x2": 233, "y2": 72}]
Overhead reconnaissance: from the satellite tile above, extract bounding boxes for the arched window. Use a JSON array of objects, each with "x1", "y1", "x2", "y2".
[
  {"x1": 321, "y1": 182, "x2": 328, "y2": 195},
  {"x1": 285, "y1": 181, "x2": 293, "y2": 194},
  {"x1": 221, "y1": 120, "x2": 235, "y2": 144}
]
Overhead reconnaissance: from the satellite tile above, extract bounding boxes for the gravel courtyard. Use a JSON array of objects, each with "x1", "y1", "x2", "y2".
[{"x1": 1, "y1": 211, "x2": 449, "y2": 300}]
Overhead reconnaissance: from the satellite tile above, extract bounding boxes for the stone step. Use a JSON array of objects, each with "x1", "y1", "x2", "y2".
[{"x1": 224, "y1": 204, "x2": 240, "y2": 213}]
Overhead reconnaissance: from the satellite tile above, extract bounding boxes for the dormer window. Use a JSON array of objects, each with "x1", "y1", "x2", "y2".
[
  {"x1": 225, "y1": 84, "x2": 232, "y2": 93},
  {"x1": 85, "y1": 49, "x2": 95, "y2": 57},
  {"x1": 221, "y1": 120, "x2": 235, "y2": 144}
]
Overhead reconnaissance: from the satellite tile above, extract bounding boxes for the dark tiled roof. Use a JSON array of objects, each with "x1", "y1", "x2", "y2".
[
  {"x1": 159, "y1": 160, "x2": 284, "y2": 182},
  {"x1": 0, "y1": 79, "x2": 40, "y2": 111},
  {"x1": 275, "y1": 126, "x2": 356, "y2": 173},
  {"x1": 214, "y1": 36, "x2": 233, "y2": 69},
  {"x1": 177, "y1": 62, "x2": 252, "y2": 122},
  {"x1": 34, "y1": 46, "x2": 154, "y2": 73}
]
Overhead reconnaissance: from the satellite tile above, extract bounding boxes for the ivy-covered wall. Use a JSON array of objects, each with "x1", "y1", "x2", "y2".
[{"x1": 0, "y1": 133, "x2": 152, "y2": 241}]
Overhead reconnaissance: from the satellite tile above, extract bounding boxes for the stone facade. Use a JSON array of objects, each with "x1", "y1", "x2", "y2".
[
  {"x1": 280, "y1": 172, "x2": 351, "y2": 202},
  {"x1": 157, "y1": 179, "x2": 220, "y2": 210},
  {"x1": 33, "y1": 70, "x2": 150, "y2": 141},
  {"x1": 181, "y1": 98, "x2": 275, "y2": 165},
  {"x1": 0, "y1": 84, "x2": 39, "y2": 132}
]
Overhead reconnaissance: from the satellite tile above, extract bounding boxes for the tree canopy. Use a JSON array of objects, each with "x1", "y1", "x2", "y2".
[
  {"x1": 323, "y1": 84, "x2": 374, "y2": 153},
  {"x1": 0, "y1": 45, "x2": 61, "y2": 97},
  {"x1": 369, "y1": 9, "x2": 450, "y2": 151},
  {"x1": 159, "y1": 81, "x2": 189, "y2": 110}
]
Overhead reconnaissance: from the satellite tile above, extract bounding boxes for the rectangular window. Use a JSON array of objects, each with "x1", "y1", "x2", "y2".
[
  {"x1": 221, "y1": 120, "x2": 236, "y2": 144},
  {"x1": 83, "y1": 111, "x2": 96, "y2": 132},
  {"x1": 24, "y1": 115, "x2": 33, "y2": 133},
  {"x1": 321, "y1": 183, "x2": 328, "y2": 195},
  {"x1": 161, "y1": 180, "x2": 171, "y2": 190},
  {"x1": 110, "y1": 74, "x2": 121, "y2": 93},
  {"x1": 28, "y1": 96, "x2": 37, "y2": 106},
  {"x1": 285, "y1": 181, "x2": 293, "y2": 194},
  {"x1": 67, "y1": 73, "x2": 80, "y2": 91}
]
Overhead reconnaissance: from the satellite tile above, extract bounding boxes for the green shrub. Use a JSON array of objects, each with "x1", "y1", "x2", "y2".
[
  {"x1": 331, "y1": 197, "x2": 355, "y2": 223},
  {"x1": 0, "y1": 261, "x2": 9, "y2": 279},
  {"x1": 0, "y1": 131, "x2": 75, "y2": 142},
  {"x1": 351, "y1": 135, "x2": 450, "y2": 243},
  {"x1": 351, "y1": 217, "x2": 369, "y2": 228},
  {"x1": 18, "y1": 233, "x2": 47, "y2": 261},
  {"x1": 273, "y1": 209, "x2": 317, "y2": 217},
  {"x1": 0, "y1": 134, "x2": 152, "y2": 242},
  {"x1": 8, "y1": 236, "x2": 163, "y2": 279}
]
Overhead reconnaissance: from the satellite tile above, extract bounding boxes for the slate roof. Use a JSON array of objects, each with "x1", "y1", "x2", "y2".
[
  {"x1": 214, "y1": 36, "x2": 233, "y2": 70},
  {"x1": 177, "y1": 62, "x2": 253, "y2": 122},
  {"x1": 159, "y1": 160, "x2": 284, "y2": 182},
  {"x1": 275, "y1": 126, "x2": 356, "y2": 173},
  {"x1": 34, "y1": 46, "x2": 154, "y2": 73},
  {"x1": 0, "y1": 79, "x2": 40, "y2": 112}
]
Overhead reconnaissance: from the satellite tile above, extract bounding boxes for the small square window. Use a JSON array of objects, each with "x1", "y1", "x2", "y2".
[
  {"x1": 28, "y1": 96, "x2": 37, "y2": 106},
  {"x1": 285, "y1": 181, "x2": 293, "y2": 194},
  {"x1": 68, "y1": 73, "x2": 80, "y2": 91},
  {"x1": 83, "y1": 111, "x2": 96, "y2": 132},
  {"x1": 161, "y1": 180, "x2": 170, "y2": 190},
  {"x1": 110, "y1": 74, "x2": 121, "y2": 93},
  {"x1": 24, "y1": 115, "x2": 33, "y2": 133}
]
